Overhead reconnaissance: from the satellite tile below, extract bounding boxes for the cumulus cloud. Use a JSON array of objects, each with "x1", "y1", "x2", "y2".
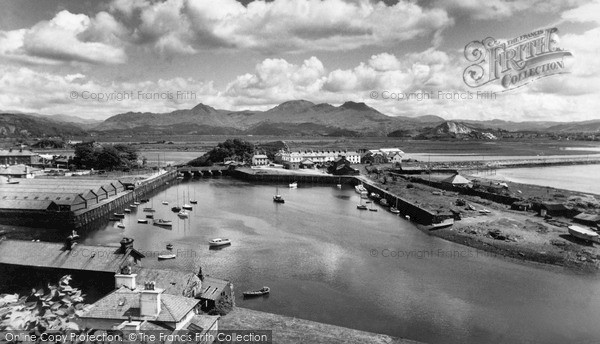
[
  {"x1": 108, "y1": 0, "x2": 452, "y2": 55},
  {"x1": 0, "y1": 10, "x2": 127, "y2": 65}
]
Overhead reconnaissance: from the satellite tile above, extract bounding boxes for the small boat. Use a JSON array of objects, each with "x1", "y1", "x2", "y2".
[
  {"x1": 190, "y1": 199, "x2": 198, "y2": 204},
  {"x1": 145, "y1": 214, "x2": 154, "y2": 219},
  {"x1": 140, "y1": 199, "x2": 150, "y2": 203},
  {"x1": 158, "y1": 253, "x2": 176, "y2": 260},
  {"x1": 273, "y1": 186, "x2": 284, "y2": 203},
  {"x1": 568, "y1": 225, "x2": 599, "y2": 243},
  {"x1": 162, "y1": 201, "x2": 169, "y2": 205},
  {"x1": 355, "y1": 184, "x2": 368, "y2": 195},
  {"x1": 243, "y1": 286, "x2": 270, "y2": 297},
  {"x1": 143, "y1": 207, "x2": 156, "y2": 212},
  {"x1": 182, "y1": 203, "x2": 193, "y2": 210},
  {"x1": 178, "y1": 210, "x2": 189, "y2": 218},
  {"x1": 133, "y1": 201, "x2": 141, "y2": 206},
  {"x1": 379, "y1": 198, "x2": 388, "y2": 207},
  {"x1": 117, "y1": 222, "x2": 125, "y2": 229},
  {"x1": 479, "y1": 209, "x2": 491, "y2": 214},
  {"x1": 124, "y1": 208, "x2": 132, "y2": 213},
  {"x1": 336, "y1": 184, "x2": 342, "y2": 188},
  {"x1": 289, "y1": 182, "x2": 298, "y2": 189},
  {"x1": 369, "y1": 203, "x2": 378, "y2": 212},
  {"x1": 171, "y1": 206, "x2": 182, "y2": 212},
  {"x1": 153, "y1": 219, "x2": 173, "y2": 227},
  {"x1": 137, "y1": 219, "x2": 148, "y2": 224},
  {"x1": 357, "y1": 204, "x2": 368, "y2": 210},
  {"x1": 370, "y1": 192, "x2": 381, "y2": 200},
  {"x1": 109, "y1": 217, "x2": 120, "y2": 221},
  {"x1": 209, "y1": 238, "x2": 231, "y2": 247},
  {"x1": 421, "y1": 218, "x2": 454, "y2": 231},
  {"x1": 114, "y1": 213, "x2": 125, "y2": 218},
  {"x1": 166, "y1": 244, "x2": 173, "y2": 250},
  {"x1": 390, "y1": 207, "x2": 400, "y2": 214},
  {"x1": 129, "y1": 204, "x2": 138, "y2": 208}
]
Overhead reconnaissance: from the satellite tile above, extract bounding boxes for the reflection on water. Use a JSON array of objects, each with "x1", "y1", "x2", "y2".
[{"x1": 16, "y1": 178, "x2": 600, "y2": 344}]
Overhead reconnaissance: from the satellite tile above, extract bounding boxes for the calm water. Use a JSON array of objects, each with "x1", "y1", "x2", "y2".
[
  {"x1": 80, "y1": 178, "x2": 600, "y2": 344},
  {"x1": 488, "y1": 164, "x2": 600, "y2": 195}
]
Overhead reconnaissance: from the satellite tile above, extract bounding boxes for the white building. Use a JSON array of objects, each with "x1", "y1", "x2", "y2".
[
  {"x1": 251, "y1": 154, "x2": 269, "y2": 166},
  {"x1": 368, "y1": 148, "x2": 405, "y2": 161},
  {"x1": 278, "y1": 150, "x2": 361, "y2": 164}
]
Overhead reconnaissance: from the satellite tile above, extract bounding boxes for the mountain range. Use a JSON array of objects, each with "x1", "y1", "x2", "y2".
[{"x1": 1, "y1": 100, "x2": 599, "y2": 139}]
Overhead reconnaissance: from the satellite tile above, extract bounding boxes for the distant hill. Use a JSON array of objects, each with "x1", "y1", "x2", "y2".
[
  {"x1": 0, "y1": 113, "x2": 87, "y2": 138},
  {"x1": 92, "y1": 100, "x2": 443, "y2": 137},
  {"x1": 416, "y1": 121, "x2": 500, "y2": 140},
  {"x1": 544, "y1": 120, "x2": 600, "y2": 133}
]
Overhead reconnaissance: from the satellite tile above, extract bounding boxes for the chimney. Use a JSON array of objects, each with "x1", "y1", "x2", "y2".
[
  {"x1": 120, "y1": 237, "x2": 134, "y2": 253},
  {"x1": 115, "y1": 316, "x2": 142, "y2": 332},
  {"x1": 115, "y1": 265, "x2": 137, "y2": 289},
  {"x1": 140, "y1": 281, "x2": 163, "y2": 318}
]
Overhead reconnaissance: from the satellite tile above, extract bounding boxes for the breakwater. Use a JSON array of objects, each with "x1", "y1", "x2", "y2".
[
  {"x1": 229, "y1": 169, "x2": 355, "y2": 184},
  {"x1": 72, "y1": 171, "x2": 177, "y2": 229}
]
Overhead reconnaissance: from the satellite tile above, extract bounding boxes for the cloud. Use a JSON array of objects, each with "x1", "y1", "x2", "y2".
[
  {"x1": 109, "y1": 0, "x2": 453, "y2": 55},
  {"x1": 0, "y1": 10, "x2": 127, "y2": 65},
  {"x1": 435, "y1": 0, "x2": 583, "y2": 21}
]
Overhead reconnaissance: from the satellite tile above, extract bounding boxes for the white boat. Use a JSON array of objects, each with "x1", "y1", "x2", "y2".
[
  {"x1": 158, "y1": 253, "x2": 176, "y2": 260},
  {"x1": 289, "y1": 182, "x2": 298, "y2": 188},
  {"x1": 124, "y1": 208, "x2": 131, "y2": 213},
  {"x1": 137, "y1": 219, "x2": 148, "y2": 224},
  {"x1": 153, "y1": 219, "x2": 173, "y2": 227},
  {"x1": 243, "y1": 286, "x2": 270, "y2": 297},
  {"x1": 162, "y1": 201, "x2": 169, "y2": 205},
  {"x1": 133, "y1": 201, "x2": 141, "y2": 206},
  {"x1": 114, "y1": 213, "x2": 125, "y2": 218},
  {"x1": 568, "y1": 225, "x2": 599, "y2": 243},
  {"x1": 422, "y1": 218, "x2": 454, "y2": 231},
  {"x1": 130, "y1": 204, "x2": 138, "y2": 208},
  {"x1": 117, "y1": 222, "x2": 125, "y2": 229},
  {"x1": 390, "y1": 198, "x2": 400, "y2": 214},
  {"x1": 355, "y1": 184, "x2": 367, "y2": 195},
  {"x1": 178, "y1": 210, "x2": 189, "y2": 218},
  {"x1": 273, "y1": 186, "x2": 284, "y2": 203},
  {"x1": 209, "y1": 238, "x2": 231, "y2": 247},
  {"x1": 182, "y1": 203, "x2": 193, "y2": 210}
]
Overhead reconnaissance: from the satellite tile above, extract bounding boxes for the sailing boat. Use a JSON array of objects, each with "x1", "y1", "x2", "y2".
[
  {"x1": 357, "y1": 197, "x2": 367, "y2": 210},
  {"x1": 369, "y1": 201, "x2": 378, "y2": 212},
  {"x1": 273, "y1": 186, "x2": 284, "y2": 203},
  {"x1": 182, "y1": 189, "x2": 193, "y2": 210},
  {"x1": 390, "y1": 198, "x2": 400, "y2": 214},
  {"x1": 171, "y1": 183, "x2": 181, "y2": 212},
  {"x1": 143, "y1": 197, "x2": 155, "y2": 212},
  {"x1": 336, "y1": 177, "x2": 342, "y2": 188},
  {"x1": 189, "y1": 183, "x2": 198, "y2": 204}
]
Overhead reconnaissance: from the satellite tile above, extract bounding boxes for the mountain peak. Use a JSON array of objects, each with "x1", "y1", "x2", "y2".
[
  {"x1": 339, "y1": 101, "x2": 372, "y2": 111},
  {"x1": 191, "y1": 103, "x2": 216, "y2": 113},
  {"x1": 271, "y1": 100, "x2": 316, "y2": 112}
]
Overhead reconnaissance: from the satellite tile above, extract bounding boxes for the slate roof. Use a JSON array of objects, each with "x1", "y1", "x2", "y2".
[
  {"x1": 199, "y1": 277, "x2": 229, "y2": 301},
  {"x1": 135, "y1": 268, "x2": 200, "y2": 297},
  {"x1": 80, "y1": 286, "x2": 199, "y2": 323},
  {"x1": 0, "y1": 240, "x2": 142, "y2": 273}
]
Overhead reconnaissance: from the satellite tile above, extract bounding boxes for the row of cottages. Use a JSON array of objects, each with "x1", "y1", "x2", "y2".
[
  {"x1": 0, "y1": 149, "x2": 40, "y2": 165},
  {"x1": 0, "y1": 237, "x2": 229, "y2": 341},
  {"x1": 275, "y1": 150, "x2": 362, "y2": 165},
  {"x1": 362, "y1": 148, "x2": 405, "y2": 164},
  {"x1": 0, "y1": 178, "x2": 126, "y2": 213}
]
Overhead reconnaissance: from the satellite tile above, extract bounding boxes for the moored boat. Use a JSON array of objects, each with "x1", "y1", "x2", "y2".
[
  {"x1": 379, "y1": 198, "x2": 388, "y2": 207},
  {"x1": 166, "y1": 243, "x2": 173, "y2": 250},
  {"x1": 390, "y1": 207, "x2": 400, "y2": 214},
  {"x1": 145, "y1": 214, "x2": 154, "y2": 219},
  {"x1": 568, "y1": 225, "x2": 599, "y2": 243},
  {"x1": 178, "y1": 210, "x2": 189, "y2": 218},
  {"x1": 355, "y1": 184, "x2": 367, "y2": 195},
  {"x1": 114, "y1": 213, "x2": 125, "y2": 218},
  {"x1": 289, "y1": 182, "x2": 298, "y2": 188},
  {"x1": 124, "y1": 208, "x2": 132, "y2": 213},
  {"x1": 182, "y1": 203, "x2": 193, "y2": 210},
  {"x1": 153, "y1": 219, "x2": 173, "y2": 227},
  {"x1": 209, "y1": 238, "x2": 231, "y2": 247},
  {"x1": 171, "y1": 206, "x2": 182, "y2": 212},
  {"x1": 243, "y1": 286, "x2": 270, "y2": 297},
  {"x1": 421, "y1": 218, "x2": 454, "y2": 231},
  {"x1": 158, "y1": 253, "x2": 176, "y2": 260},
  {"x1": 162, "y1": 201, "x2": 169, "y2": 205},
  {"x1": 137, "y1": 219, "x2": 148, "y2": 224},
  {"x1": 143, "y1": 207, "x2": 156, "y2": 212}
]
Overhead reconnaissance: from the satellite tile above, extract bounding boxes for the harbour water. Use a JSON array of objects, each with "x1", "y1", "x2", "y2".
[
  {"x1": 479, "y1": 164, "x2": 600, "y2": 195},
  {"x1": 81, "y1": 177, "x2": 600, "y2": 344}
]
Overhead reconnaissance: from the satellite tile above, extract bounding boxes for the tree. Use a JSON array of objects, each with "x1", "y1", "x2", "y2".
[
  {"x1": 188, "y1": 138, "x2": 255, "y2": 166},
  {"x1": 0, "y1": 275, "x2": 85, "y2": 335}
]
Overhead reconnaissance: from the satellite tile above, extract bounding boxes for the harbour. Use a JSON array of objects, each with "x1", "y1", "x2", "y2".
[{"x1": 29, "y1": 174, "x2": 600, "y2": 344}]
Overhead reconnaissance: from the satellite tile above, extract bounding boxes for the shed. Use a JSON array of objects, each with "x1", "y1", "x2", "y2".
[
  {"x1": 441, "y1": 174, "x2": 472, "y2": 186},
  {"x1": 573, "y1": 213, "x2": 600, "y2": 226},
  {"x1": 539, "y1": 203, "x2": 570, "y2": 217}
]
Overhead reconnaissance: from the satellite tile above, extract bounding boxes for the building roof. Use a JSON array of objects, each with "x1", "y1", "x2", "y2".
[
  {"x1": 0, "y1": 164, "x2": 38, "y2": 175},
  {"x1": 0, "y1": 240, "x2": 143, "y2": 273},
  {"x1": 80, "y1": 286, "x2": 199, "y2": 323},
  {"x1": 300, "y1": 159, "x2": 314, "y2": 165},
  {"x1": 0, "y1": 191, "x2": 87, "y2": 206},
  {"x1": 135, "y1": 268, "x2": 201, "y2": 297},
  {"x1": 0, "y1": 199, "x2": 58, "y2": 210},
  {"x1": 541, "y1": 203, "x2": 569, "y2": 211},
  {"x1": 441, "y1": 174, "x2": 471, "y2": 185},
  {"x1": 573, "y1": 213, "x2": 600, "y2": 222},
  {"x1": 199, "y1": 277, "x2": 229, "y2": 301},
  {"x1": 252, "y1": 154, "x2": 268, "y2": 159},
  {"x1": 0, "y1": 149, "x2": 38, "y2": 157}
]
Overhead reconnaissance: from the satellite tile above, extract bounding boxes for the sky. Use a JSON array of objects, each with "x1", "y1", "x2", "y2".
[{"x1": 0, "y1": 0, "x2": 598, "y2": 122}]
